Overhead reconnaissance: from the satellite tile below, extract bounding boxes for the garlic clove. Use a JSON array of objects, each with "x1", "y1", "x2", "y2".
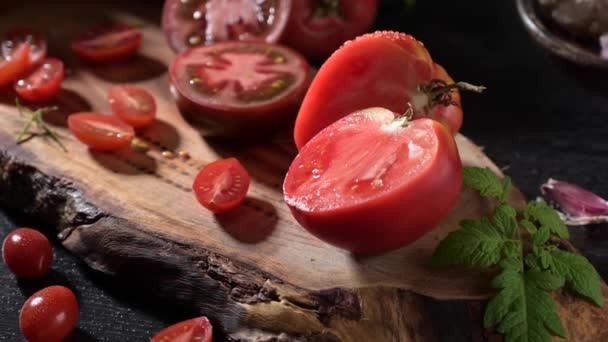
[{"x1": 541, "y1": 178, "x2": 608, "y2": 226}]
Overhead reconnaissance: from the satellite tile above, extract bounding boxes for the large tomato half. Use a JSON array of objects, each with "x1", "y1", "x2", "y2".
[{"x1": 284, "y1": 107, "x2": 462, "y2": 254}]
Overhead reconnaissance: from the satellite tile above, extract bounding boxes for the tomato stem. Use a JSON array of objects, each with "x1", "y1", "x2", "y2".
[{"x1": 417, "y1": 80, "x2": 486, "y2": 112}]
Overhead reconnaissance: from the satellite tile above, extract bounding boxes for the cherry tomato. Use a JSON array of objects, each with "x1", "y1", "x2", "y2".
[
  {"x1": 71, "y1": 24, "x2": 142, "y2": 63},
  {"x1": 293, "y1": 31, "x2": 462, "y2": 150},
  {"x1": 14, "y1": 58, "x2": 64, "y2": 103},
  {"x1": 20, "y1": 285, "x2": 79, "y2": 342},
  {"x1": 2, "y1": 227, "x2": 53, "y2": 279},
  {"x1": 0, "y1": 42, "x2": 30, "y2": 88},
  {"x1": 170, "y1": 41, "x2": 310, "y2": 135},
  {"x1": 284, "y1": 0, "x2": 379, "y2": 60},
  {"x1": 193, "y1": 158, "x2": 250, "y2": 214},
  {"x1": 151, "y1": 317, "x2": 213, "y2": 342},
  {"x1": 108, "y1": 85, "x2": 156, "y2": 128},
  {"x1": 3, "y1": 28, "x2": 47, "y2": 67},
  {"x1": 68, "y1": 112, "x2": 135, "y2": 151},
  {"x1": 162, "y1": 0, "x2": 292, "y2": 52},
  {"x1": 284, "y1": 107, "x2": 462, "y2": 254}
]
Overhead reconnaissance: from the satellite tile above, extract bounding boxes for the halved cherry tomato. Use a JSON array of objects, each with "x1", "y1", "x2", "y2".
[
  {"x1": 0, "y1": 42, "x2": 30, "y2": 88},
  {"x1": 284, "y1": 107, "x2": 462, "y2": 254},
  {"x1": 170, "y1": 41, "x2": 310, "y2": 135},
  {"x1": 162, "y1": 0, "x2": 292, "y2": 52},
  {"x1": 108, "y1": 85, "x2": 156, "y2": 128},
  {"x1": 15, "y1": 58, "x2": 64, "y2": 103},
  {"x1": 2, "y1": 227, "x2": 53, "y2": 279},
  {"x1": 20, "y1": 285, "x2": 79, "y2": 342},
  {"x1": 68, "y1": 112, "x2": 135, "y2": 151},
  {"x1": 71, "y1": 24, "x2": 142, "y2": 63},
  {"x1": 284, "y1": 0, "x2": 379, "y2": 60},
  {"x1": 3, "y1": 28, "x2": 47, "y2": 68},
  {"x1": 293, "y1": 31, "x2": 462, "y2": 150},
  {"x1": 151, "y1": 317, "x2": 213, "y2": 342},
  {"x1": 193, "y1": 158, "x2": 250, "y2": 214}
]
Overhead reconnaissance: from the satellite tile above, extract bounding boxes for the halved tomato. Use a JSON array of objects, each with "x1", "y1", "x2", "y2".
[
  {"x1": 3, "y1": 28, "x2": 47, "y2": 68},
  {"x1": 151, "y1": 317, "x2": 213, "y2": 342},
  {"x1": 193, "y1": 158, "x2": 250, "y2": 214},
  {"x1": 108, "y1": 85, "x2": 156, "y2": 128},
  {"x1": 68, "y1": 112, "x2": 135, "y2": 151},
  {"x1": 285, "y1": 107, "x2": 462, "y2": 254},
  {"x1": 0, "y1": 42, "x2": 30, "y2": 88},
  {"x1": 162, "y1": 0, "x2": 292, "y2": 52},
  {"x1": 71, "y1": 24, "x2": 142, "y2": 63},
  {"x1": 15, "y1": 58, "x2": 64, "y2": 103},
  {"x1": 170, "y1": 41, "x2": 310, "y2": 135}
]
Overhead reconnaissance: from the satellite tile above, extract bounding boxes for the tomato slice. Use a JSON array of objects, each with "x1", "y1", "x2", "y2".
[
  {"x1": 15, "y1": 58, "x2": 64, "y2": 103},
  {"x1": 2, "y1": 227, "x2": 53, "y2": 279},
  {"x1": 68, "y1": 112, "x2": 135, "y2": 151},
  {"x1": 20, "y1": 286, "x2": 79, "y2": 342},
  {"x1": 293, "y1": 31, "x2": 462, "y2": 150},
  {"x1": 71, "y1": 24, "x2": 142, "y2": 63},
  {"x1": 3, "y1": 28, "x2": 47, "y2": 67},
  {"x1": 284, "y1": 107, "x2": 462, "y2": 254},
  {"x1": 108, "y1": 85, "x2": 156, "y2": 128},
  {"x1": 0, "y1": 42, "x2": 30, "y2": 88},
  {"x1": 151, "y1": 317, "x2": 213, "y2": 342},
  {"x1": 193, "y1": 158, "x2": 250, "y2": 214},
  {"x1": 162, "y1": 0, "x2": 292, "y2": 52},
  {"x1": 284, "y1": 0, "x2": 379, "y2": 60},
  {"x1": 170, "y1": 41, "x2": 309, "y2": 134}
]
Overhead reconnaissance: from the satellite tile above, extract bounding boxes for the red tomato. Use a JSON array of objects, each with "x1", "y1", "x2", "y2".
[
  {"x1": 71, "y1": 24, "x2": 142, "y2": 63},
  {"x1": 151, "y1": 317, "x2": 213, "y2": 342},
  {"x1": 162, "y1": 0, "x2": 292, "y2": 52},
  {"x1": 108, "y1": 85, "x2": 156, "y2": 128},
  {"x1": 170, "y1": 41, "x2": 310, "y2": 135},
  {"x1": 2, "y1": 228, "x2": 53, "y2": 279},
  {"x1": 293, "y1": 31, "x2": 462, "y2": 150},
  {"x1": 284, "y1": 107, "x2": 462, "y2": 254},
  {"x1": 193, "y1": 158, "x2": 250, "y2": 214},
  {"x1": 284, "y1": 0, "x2": 379, "y2": 60},
  {"x1": 20, "y1": 285, "x2": 79, "y2": 342},
  {"x1": 3, "y1": 28, "x2": 47, "y2": 67},
  {"x1": 68, "y1": 112, "x2": 135, "y2": 151},
  {"x1": 0, "y1": 42, "x2": 30, "y2": 88},
  {"x1": 15, "y1": 58, "x2": 64, "y2": 103}
]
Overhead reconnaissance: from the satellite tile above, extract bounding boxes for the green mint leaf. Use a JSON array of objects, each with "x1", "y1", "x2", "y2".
[
  {"x1": 463, "y1": 167, "x2": 505, "y2": 201},
  {"x1": 549, "y1": 249, "x2": 603, "y2": 307},
  {"x1": 525, "y1": 201, "x2": 569, "y2": 240},
  {"x1": 520, "y1": 219, "x2": 538, "y2": 235},
  {"x1": 493, "y1": 204, "x2": 517, "y2": 238},
  {"x1": 533, "y1": 225, "x2": 551, "y2": 245},
  {"x1": 500, "y1": 176, "x2": 512, "y2": 202},
  {"x1": 430, "y1": 218, "x2": 510, "y2": 269}
]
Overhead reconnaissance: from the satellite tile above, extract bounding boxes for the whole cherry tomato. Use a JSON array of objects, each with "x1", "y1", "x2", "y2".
[
  {"x1": 20, "y1": 285, "x2": 79, "y2": 342},
  {"x1": 151, "y1": 316, "x2": 213, "y2": 342},
  {"x1": 2, "y1": 227, "x2": 53, "y2": 279},
  {"x1": 193, "y1": 158, "x2": 251, "y2": 214}
]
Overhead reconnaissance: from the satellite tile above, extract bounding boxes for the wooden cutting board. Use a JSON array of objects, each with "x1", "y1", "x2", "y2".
[{"x1": 1, "y1": 1, "x2": 607, "y2": 341}]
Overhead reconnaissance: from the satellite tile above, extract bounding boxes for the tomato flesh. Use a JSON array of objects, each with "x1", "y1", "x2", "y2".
[
  {"x1": 284, "y1": 107, "x2": 462, "y2": 254},
  {"x1": 20, "y1": 285, "x2": 79, "y2": 342},
  {"x1": 193, "y1": 158, "x2": 250, "y2": 214},
  {"x1": 162, "y1": 0, "x2": 292, "y2": 52},
  {"x1": 151, "y1": 317, "x2": 213, "y2": 342},
  {"x1": 284, "y1": 0, "x2": 379, "y2": 60},
  {"x1": 15, "y1": 58, "x2": 64, "y2": 103},
  {"x1": 4, "y1": 28, "x2": 47, "y2": 67},
  {"x1": 108, "y1": 85, "x2": 156, "y2": 128},
  {"x1": 71, "y1": 24, "x2": 142, "y2": 63},
  {"x1": 0, "y1": 42, "x2": 30, "y2": 88},
  {"x1": 294, "y1": 31, "x2": 462, "y2": 150},
  {"x1": 2, "y1": 227, "x2": 53, "y2": 279},
  {"x1": 68, "y1": 112, "x2": 135, "y2": 151}
]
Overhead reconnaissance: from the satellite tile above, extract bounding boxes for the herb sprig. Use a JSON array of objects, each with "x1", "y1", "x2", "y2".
[
  {"x1": 431, "y1": 167, "x2": 603, "y2": 341},
  {"x1": 15, "y1": 99, "x2": 67, "y2": 152}
]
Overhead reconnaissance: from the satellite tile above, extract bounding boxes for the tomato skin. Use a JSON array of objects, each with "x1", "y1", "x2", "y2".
[
  {"x1": 0, "y1": 43, "x2": 30, "y2": 88},
  {"x1": 108, "y1": 85, "x2": 157, "y2": 128},
  {"x1": 193, "y1": 158, "x2": 251, "y2": 214},
  {"x1": 68, "y1": 112, "x2": 135, "y2": 151},
  {"x1": 15, "y1": 58, "x2": 64, "y2": 103},
  {"x1": 151, "y1": 317, "x2": 213, "y2": 342},
  {"x1": 284, "y1": 108, "x2": 462, "y2": 254},
  {"x1": 20, "y1": 285, "x2": 79, "y2": 342},
  {"x1": 2, "y1": 228, "x2": 53, "y2": 279},
  {"x1": 4, "y1": 28, "x2": 47, "y2": 68},
  {"x1": 71, "y1": 24, "x2": 142, "y2": 63}
]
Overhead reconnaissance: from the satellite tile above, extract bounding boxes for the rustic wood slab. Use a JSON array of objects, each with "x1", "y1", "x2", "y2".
[{"x1": 1, "y1": 1, "x2": 607, "y2": 341}]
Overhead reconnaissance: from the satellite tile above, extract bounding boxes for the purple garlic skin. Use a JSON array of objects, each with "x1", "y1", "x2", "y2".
[
  {"x1": 538, "y1": 0, "x2": 608, "y2": 38},
  {"x1": 601, "y1": 34, "x2": 608, "y2": 59},
  {"x1": 541, "y1": 178, "x2": 608, "y2": 225}
]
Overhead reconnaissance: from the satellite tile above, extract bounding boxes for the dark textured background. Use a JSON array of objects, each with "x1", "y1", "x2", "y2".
[{"x1": 2, "y1": 0, "x2": 608, "y2": 341}]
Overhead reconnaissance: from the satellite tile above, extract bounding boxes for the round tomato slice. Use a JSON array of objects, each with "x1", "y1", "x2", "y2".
[
  {"x1": 284, "y1": 107, "x2": 462, "y2": 254},
  {"x1": 71, "y1": 24, "x2": 142, "y2": 63},
  {"x1": 293, "y1": 31, "x2": 462, "y2": 150},
  {"x1": 170, "y1": 41, "x2": 309, "y2": 134},
  {"x1": 0, "y1": 42, "x2": 30, "y2": 88},
  {"x1": 15, "y1": 58, "x2": 64, "y2": 103},
  {"x1": 68, "y1": 112, "x2": 135, "y2": 151},
  {"x1": 284, "y1": 0, "x2": 379, "y2": 60},
  {"x1": 3, "y1": 28, "x2": 47, "y2": 67},
  {"x1": 162, "y1": 0, "x2": 292, "y2": 52},
  {"x1": 193, "y1": 158, "x2": 250, "y2": 214},
  {"x1": 108, "y1": 85, "x2": 156, "y2": 128},
  {"x1": 151, "y1": 317, "x2": 213, "y2": 342}
]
